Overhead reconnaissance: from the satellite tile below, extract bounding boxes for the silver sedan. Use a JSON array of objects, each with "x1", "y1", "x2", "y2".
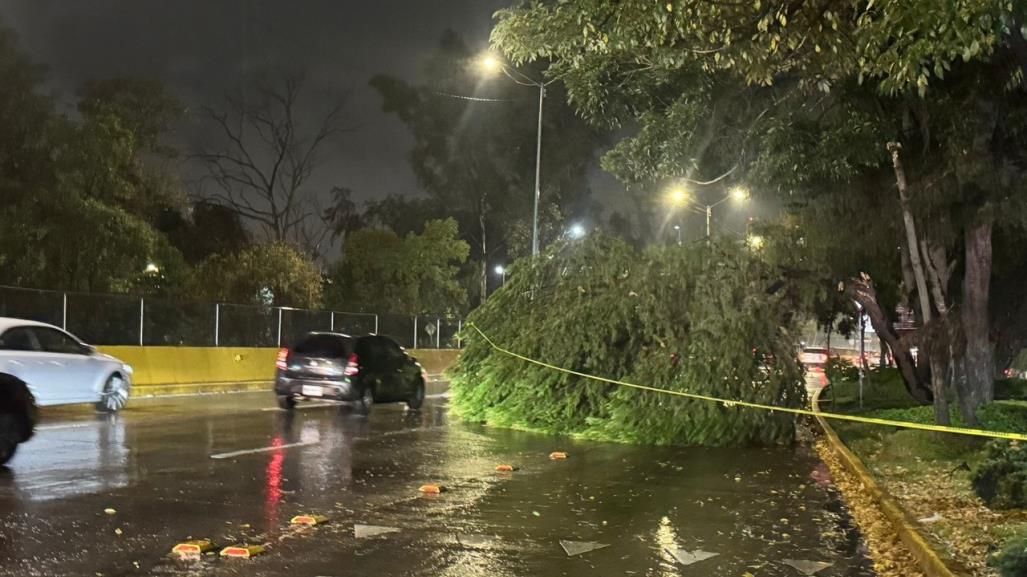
[{"x1": 0, "y1": 318, "x2": 132, "y2": 411}]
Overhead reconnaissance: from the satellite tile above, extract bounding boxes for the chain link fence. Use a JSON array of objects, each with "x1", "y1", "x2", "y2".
[{"x1": 0, "y1": 285, "x2": 463, "y2": 349}]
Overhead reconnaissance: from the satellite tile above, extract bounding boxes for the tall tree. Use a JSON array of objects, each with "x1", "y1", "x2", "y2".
[
  {"x1": 192, "y1": 241, "x2": 323, "y2": 308},
  {"x1": 326, "y1": 218, "x2": 469, "y2": 316},
  {"x1": 370, "y1": 31, "x2": 602, "y2": 304},
  {"x1": 491, "y1": 1, "x2": 1027, "y2": 421},
  {"x1": 194, "y1": 73, "x2": 350, "y2": 254}
]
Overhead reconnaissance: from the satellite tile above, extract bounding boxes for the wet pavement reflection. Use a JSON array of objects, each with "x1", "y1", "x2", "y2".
[{"x1": 0, "y1": 391, "x2": 875, "y2": 576}]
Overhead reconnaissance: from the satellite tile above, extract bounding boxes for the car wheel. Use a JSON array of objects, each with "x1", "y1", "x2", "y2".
[
  {"x1": 0, "y1": 412, "x2": 28, "y2": 466},
  {"x1": 0, "y1": 437, "x2": 16, "y2": 466},
  {"x1": 356, "y1": 386, "x2": 374, "y2": 415},
  {"x1": 277, "y1": 395, "x2": 296, "y2": 410},
  {"x1": 95, "y1": 373, "x2": 129, "y2": 413},
  {"x1": 407, "y1": 379, "x2": 425, "y2": 410}
]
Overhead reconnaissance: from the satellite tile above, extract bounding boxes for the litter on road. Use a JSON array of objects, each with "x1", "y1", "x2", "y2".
[
  {"x1": 353, "y1": 524, "x2": 400, "y2": 539},
  {"x1": 559, "y1": 540, "x2": 609, "y2": 557}
]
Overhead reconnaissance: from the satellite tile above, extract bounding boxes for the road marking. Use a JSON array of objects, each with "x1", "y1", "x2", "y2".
[
  {"x1": 37, "y1": 423, "x2": 93, "y2": 431},
  {"x1": 261, "y1": 403, "x2": 337, "y2": 412},
  {"x1": 210, "y1": 441, "x2": 318, "y2": 460}
]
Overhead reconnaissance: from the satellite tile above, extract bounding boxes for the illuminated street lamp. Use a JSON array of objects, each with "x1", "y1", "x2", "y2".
[
  {"x1": 478, "y1": 54, "x2": 503, "y2": 75},
  {"x1": 666, "y1": 186, "x2": 689, "y2": 208},
  {"x1": 478, "y1": 52, "x2": 555, "y2": 256},
  {"x1": 144, "y1": 262, "x2": 160, "y2": 274},
  {"x1": 568, "y1": 223, "x2": 586, "y2": 239},
  {"x1": 748, "y1": 234, "x2": 765, "y2": 250},
  {"x1": 664, "y1": 182, "x2": 750, "y2": 243},
  {"x1": 494, "y1": 264, "x2": 506, "y2": 285},
  {"x1": 673, "y1": 224, "x2": 682, "y2": 246},
  {"x1": 729, "y1": 185, "x2": 750, "y2": 203}
]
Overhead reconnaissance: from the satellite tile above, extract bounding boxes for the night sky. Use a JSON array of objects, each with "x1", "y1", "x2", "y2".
[
  {"x1": 0, "y1": 1, "x2": 765, "y2": 243},
  {"x1": 0, "y1": 0, "x2": 511, "y2": 204}
]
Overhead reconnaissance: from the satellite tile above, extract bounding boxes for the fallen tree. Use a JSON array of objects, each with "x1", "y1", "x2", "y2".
[{"x1": 451, "y1": 235, "x2": 807, "y2": 447}]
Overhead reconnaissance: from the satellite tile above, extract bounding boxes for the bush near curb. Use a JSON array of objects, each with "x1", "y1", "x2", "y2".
[
  {"x1": 972, "y1": 441, "x2": 1027, "y2": 509},
  {"x1": 991, "y1": 533, "x2": 1027, "y2": 577}
]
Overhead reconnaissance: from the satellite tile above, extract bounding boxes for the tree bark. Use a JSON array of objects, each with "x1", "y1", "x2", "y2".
[
  {"x1": 843, "y1": 274, "x2": 932, "y2": 404},
  {"x1": 958, "y1": 216, "x2": 994, "y2": 424},
  {"x1": 888, "y1": 142, "x2": 933, "y2": 325},
  {"x1": 929, "y1": 351, "x2": 951, "y2": 426}
]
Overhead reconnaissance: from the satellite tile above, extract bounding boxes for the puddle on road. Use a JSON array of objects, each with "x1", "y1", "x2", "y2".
[{"x1": 313, "y1": 421, "x2": 877, "y2": 577}]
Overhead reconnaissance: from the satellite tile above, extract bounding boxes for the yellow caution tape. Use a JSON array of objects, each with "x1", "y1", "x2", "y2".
[{"x1": 467, "y1": 323, "x2": 1027, "y2": 442}]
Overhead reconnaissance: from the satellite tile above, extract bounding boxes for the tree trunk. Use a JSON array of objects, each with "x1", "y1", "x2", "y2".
[
  {"x1": 843, "y1": 275, "x2": 932, "y2": 404},
  {"x1": 478, "y1": 206, "x2": 488, "y2": 306},
  {"x1": 958, "y1": 217, "x2": 994, "y2": 424},
  {"x1": 929, "y1": 351, "x2": 951, "y2": 426},
  {"x1": 888, "y1": 142, "x2": 933, "y2": 325}
]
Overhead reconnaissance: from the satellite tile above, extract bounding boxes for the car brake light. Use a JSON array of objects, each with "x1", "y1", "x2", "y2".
[
  {"x1": 345, "y1": 353, "x2": 359, "y2": 377},
  {"x1": 276, "y1": 348, "x2": 289, "y2": 370}
]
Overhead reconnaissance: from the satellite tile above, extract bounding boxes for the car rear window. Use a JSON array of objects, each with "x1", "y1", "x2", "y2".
[{"x1": 292, "y1": 334, "x2": 353, "y2": 358}]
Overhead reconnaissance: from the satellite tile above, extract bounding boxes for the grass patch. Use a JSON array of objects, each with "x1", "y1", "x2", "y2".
[
  {"x1": 828, "y1": 368, "x2": 921, "y2": 412},
  {"x1": 824, "y1": 374, "x2": 1027, "y2": 575}
]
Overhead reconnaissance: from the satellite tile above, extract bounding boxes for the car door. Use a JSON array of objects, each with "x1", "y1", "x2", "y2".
[
  {"x1": 0, "y1": 326, "x2": 50, "y2": 403},
  {"x1": 379, "y1": 337, "x2": 416, "y2": 400},
  {"x1": 29, "y1": 327, "x2": 94, "y2": 404}
]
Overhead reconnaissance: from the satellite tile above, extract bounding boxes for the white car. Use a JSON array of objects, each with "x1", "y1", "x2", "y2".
[{"x1": 0, "y1": 318, "x2": 132, "y2": 411}]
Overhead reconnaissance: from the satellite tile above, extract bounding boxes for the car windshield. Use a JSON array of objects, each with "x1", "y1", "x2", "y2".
[{"x1": 292, "y1": 334, "x2": 353, "y2": 358}]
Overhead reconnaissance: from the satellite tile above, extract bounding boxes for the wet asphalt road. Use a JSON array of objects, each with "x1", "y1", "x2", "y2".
[{"x1": 0, "y1": 391, "x2": 876, "y2": 577}]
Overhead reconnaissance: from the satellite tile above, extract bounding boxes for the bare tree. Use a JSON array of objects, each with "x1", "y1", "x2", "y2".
[
  {"x1": 295, "y1": 186, "x2": 365, "y2": 261},
  {"x1": 194, "y1": 73, "x2": 350, "y2": 250}
]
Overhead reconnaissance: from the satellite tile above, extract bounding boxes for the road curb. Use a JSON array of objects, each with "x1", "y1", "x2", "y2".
[{"x1": 811, "y1": 389, "x2": 969, "y2": 577}]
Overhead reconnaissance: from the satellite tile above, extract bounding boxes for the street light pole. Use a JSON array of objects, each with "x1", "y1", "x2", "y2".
[
  {"x1": 705, "y1": 205, "x2": 713, "y2": 244},
  {"x1": 532, "y1": 83, "x2": 544, "y2": 256},
  {"x1": 674, "y1": 224, "x2": 681, "y2": 246},
  {"x1": 479, "y1": 54, "x2": 548, "y2": 257}
]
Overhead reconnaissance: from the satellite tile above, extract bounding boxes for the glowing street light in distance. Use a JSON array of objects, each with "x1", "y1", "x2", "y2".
[
  {"x1": 479, "y1": 53, "x2": 502, "y2": 76},
  {"x1": 730, "y1": 186, "x2": 751, "y2": 203}
]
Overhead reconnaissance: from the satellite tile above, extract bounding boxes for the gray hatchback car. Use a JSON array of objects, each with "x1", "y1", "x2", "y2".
[{"x1": 274, "y1": 333, "x2": 426, "y2": 413}]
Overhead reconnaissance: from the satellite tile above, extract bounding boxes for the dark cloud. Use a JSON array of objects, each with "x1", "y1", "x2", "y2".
[{"x1": 0, "y1": 0, "x2": 509, "y2": 202}]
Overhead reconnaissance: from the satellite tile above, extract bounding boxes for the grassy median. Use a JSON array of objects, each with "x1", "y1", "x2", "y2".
[{"x1": 827, "y1": 371, "x2": 1027, "y2": 576}]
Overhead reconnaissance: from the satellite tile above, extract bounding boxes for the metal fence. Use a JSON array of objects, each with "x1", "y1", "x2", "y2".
[{"x1": 0, "y1": 285, "x2": 463, "y2": 349}]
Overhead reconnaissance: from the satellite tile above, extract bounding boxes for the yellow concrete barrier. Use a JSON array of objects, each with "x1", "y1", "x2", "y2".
[{"x1": 96, "y1": 346, "x2": 460, "y2": 396}]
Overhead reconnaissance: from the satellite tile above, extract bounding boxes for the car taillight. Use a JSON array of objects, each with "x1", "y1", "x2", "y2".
[
  {"x1": 345, "y1": 353, "x2": 359, "y2": 377},
  {"x1": 276, "y1": 348, "x2": 289, "y2": 370}
]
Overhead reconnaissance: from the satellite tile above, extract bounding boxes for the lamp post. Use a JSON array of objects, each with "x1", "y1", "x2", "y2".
[
  {"x1": 494, "y1": 264, "x2": 506, "y2": 285},
  {"x1": 479, "y1": 53, "x2": 555, "y2": 256},
  {"x1": 664, "y1": 184, "x2": 750, "y2": 244},
  {"x1": 673, "y1": 224, "x2": 682, "y2": 246}
]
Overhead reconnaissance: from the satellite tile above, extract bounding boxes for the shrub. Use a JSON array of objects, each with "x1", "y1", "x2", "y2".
[
  {"x1": 996, "y1": 379, "x2": 1027, "y2": 401},
  {"x1": 972, "y1": 441, "x2": 1027, "y2": 509},
  {"x1": 862, "y1": 401, "x2": 1027, "y2": 434},
  {"x1": 979, "y1": 402, "x2": 1027, "y2": 435},
  {"x1": 826, "y1": 357, "x2": 859, "y2": 384},
  {"x1": 991, "y1": 534, "x2": 1027, "y2": 577}
]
